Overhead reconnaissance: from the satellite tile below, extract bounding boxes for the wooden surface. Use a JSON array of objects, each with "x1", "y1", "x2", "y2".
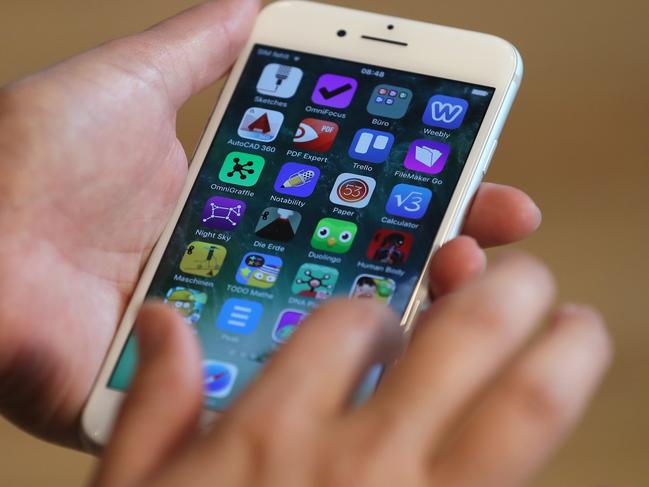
[{"x1": 1, "y1": 0, "x2": 647, "y2": 485}]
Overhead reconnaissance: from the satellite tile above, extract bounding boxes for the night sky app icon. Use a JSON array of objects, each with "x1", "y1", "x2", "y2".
[
  {"x1": 255, "y1": 207, "x2": 302, "y2": 242},
  {"x1": 201, "y1": 196, "x2": 246, "y2": 231}
]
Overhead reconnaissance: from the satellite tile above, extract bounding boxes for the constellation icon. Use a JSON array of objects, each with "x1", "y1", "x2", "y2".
[{"x1": 201, "y1": 197, "x2": 246, "y2": 230}]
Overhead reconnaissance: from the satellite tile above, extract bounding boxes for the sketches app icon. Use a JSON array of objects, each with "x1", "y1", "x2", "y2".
[
  {"x1": 238, "y1": 107, "x2": 284, "y2": 142},
  {"x1": 403, "y1": 139, "x2": 450, "y2": 174},
  {"x1": 256, "y1": 63, "x2": 303, "y2": 98},
  {"x1": 423, "y1": 95, "x2": 469, "y2": 129},
  {"x1": 201, "y1": 196, "x2": 245, "y2": 231}
]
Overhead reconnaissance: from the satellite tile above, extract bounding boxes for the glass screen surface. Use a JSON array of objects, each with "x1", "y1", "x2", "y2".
[{"x1": 109, "y1": 44, "x2": 495, "y2": 409}]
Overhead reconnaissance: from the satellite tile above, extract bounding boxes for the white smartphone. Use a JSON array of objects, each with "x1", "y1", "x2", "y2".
[{"x1": 82, "y1": 0, "x2": 523, "y2": 447}]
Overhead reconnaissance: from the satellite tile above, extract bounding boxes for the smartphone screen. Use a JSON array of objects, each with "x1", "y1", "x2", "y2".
[{"x1": 109, "y1": 44, "x2": 494, "y2": 409}]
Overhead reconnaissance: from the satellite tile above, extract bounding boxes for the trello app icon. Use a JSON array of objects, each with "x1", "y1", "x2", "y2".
[{"x1": 348, "y1": 128, "x2": 394, "y2": 163}]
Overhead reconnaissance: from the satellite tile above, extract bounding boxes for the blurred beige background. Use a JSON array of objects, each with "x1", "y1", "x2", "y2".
[{"x1": 1, "y1": 0, "x2": 647, "y2": 485}]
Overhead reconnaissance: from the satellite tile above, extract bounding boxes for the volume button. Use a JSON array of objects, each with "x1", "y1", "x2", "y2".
[{"x1": 482, "y1": 139, "x2": 498, "y2": 176}]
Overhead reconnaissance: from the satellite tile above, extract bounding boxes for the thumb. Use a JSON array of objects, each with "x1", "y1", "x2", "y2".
[
  {"x1": 92, "y1": 302, "x2": 204, "y2": 487},
  {"x1": 100, "y1": 0, "x2": 260, "y2": 107}
]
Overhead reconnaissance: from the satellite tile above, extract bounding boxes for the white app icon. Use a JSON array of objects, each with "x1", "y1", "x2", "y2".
[
  {"x1": 415, "y1": 146, "x2": 443, "y2": 167},
  {"x1": 256, "y1": 63, "x2": 303, "y2": 99},
  {"x1": 329, "y1": 173, "x2": 376, "y2": 209},
  {"x1": 237, "y1": 107, "x2": 284, "y2": 143}
]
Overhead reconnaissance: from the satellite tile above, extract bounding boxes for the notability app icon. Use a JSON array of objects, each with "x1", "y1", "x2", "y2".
[{"x1": 422, "y1": 95, "x2": 469, "y2": 130}]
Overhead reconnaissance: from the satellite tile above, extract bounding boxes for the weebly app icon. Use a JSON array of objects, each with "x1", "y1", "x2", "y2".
[{"x1": 423, "y1": 95, "x2": 469, "y2": 129}]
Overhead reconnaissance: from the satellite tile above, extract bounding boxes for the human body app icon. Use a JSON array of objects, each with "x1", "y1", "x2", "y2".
[
  {"x1": 350, "y1": 274, "x2": 396, "y2": 304},
  {"x1": 367, "y1": 84, "x2": 413, "y2": 119},
  {"x1": 292, "y1": 263, "x2": 339, "y2": 299},
  {"x1": 216, "y1": 298, "x2": 264, "y2": 335},
  {"x1": 385, "y1": 184, "x2": 432, "y2": 220},
  {"x1": 366, "y1": 229, "x2": 413, "y2": 266},
  {"x1": 180, "y1": 241, "x2": 227, "y2": 278},
  {"x1": 403, "y1": 139, "x2": 450, "y2": 175},
  {"x1": 238, "y1": 107, "x2": 284, "y2": 142},
  {"x1": 256, "y1": 63, "x2": 303, "y2": 98},
  {"x1": 423, "y1": 95, "x2": 469, "y2": 129},
  {"x1": 202, "y1": 360, "x2": 238, "y2": 398},
  {"x1": 311, "y1": 217, "x2": 357, "y2": 254},
  {"x1": 201, "y1": 196, "x2": 246, "y2": 231},
  {"x1": 274, "y1": 162, "x2": 320, "y2": 198},
  {"x1": 329, "y1": 173, "x2": 376, "y2": 208},
  {"x1": 236, "y1": 252, "x2": 283, "y2": 289},
  {"x1": 348, "y1": 129, "x2": 394, "y2": 163},
  {"x1": 272, "y1": 309, "x2": 306, "y2": 343},
  {"x1": 219, "y1": 151, "x2": 265, "y2": 186},
  {"x1": 293, "y1": 118, "x2": 339, "y2": 152},
  {"x1": 255, "y1": 207, "x2": 302, "y2": 242},
  {"x1": 164, "y1": 287, "x2": 207, "y2": 325},
  {"x1": 311, "y1": 74, "x2": 358, "y2": 109}
]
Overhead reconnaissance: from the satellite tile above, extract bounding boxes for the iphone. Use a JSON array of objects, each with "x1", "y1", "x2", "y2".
[{"x1": 82, "y1": 0, "x2": 523, "y2": 447}]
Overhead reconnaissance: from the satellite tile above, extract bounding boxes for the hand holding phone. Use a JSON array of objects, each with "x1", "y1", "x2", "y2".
[{"x1": 0, "y1": 0, "x2": 541, "y2": 449}]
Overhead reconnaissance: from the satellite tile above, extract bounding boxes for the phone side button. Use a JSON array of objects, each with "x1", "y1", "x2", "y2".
[{"x1": 482, "y1": 139, "x2": 498, "y2": 176}]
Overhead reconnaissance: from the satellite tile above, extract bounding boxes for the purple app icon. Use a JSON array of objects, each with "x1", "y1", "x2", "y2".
[
  {"x1": 274, "y1": 162, "x2": 320, "y2": 198},
  {"x1": 201, "y1": 196, "x2": 246, "y2": 231},
  {"x1": 272, "y1": 309, "x2": 306, "y2": 343},
  {"x1": 311, "y1": 74, "x2": 358, "y2": 109},
  {"x1": 403, "y1": 139, "x2": 450, "y2": 175}
]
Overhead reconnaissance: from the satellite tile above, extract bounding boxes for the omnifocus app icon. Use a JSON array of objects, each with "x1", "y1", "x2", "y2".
[{"x1": 423, "y1": 95, "x2": 469, "y2": 129}]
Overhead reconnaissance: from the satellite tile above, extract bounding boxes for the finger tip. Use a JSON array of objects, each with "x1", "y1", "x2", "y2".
[
  {"x1": 553, "y1": 304, "x2": 613, "y2": 363},
  {"x1": 430, "y1": 237, "x2": 487, "y2": 297}
]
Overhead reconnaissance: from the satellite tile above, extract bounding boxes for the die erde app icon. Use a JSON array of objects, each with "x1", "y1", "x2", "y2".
[
  {"x1": 293, "y1": 118, "x2": 339, "y2": 152},
  {"x1": 311, "y1": 74, "x2": 358, "y2": 109}
]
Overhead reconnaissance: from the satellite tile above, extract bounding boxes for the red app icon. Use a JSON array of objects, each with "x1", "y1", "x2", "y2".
[
  {"x1": 366, "y1": 229, "x2": 414, "y2": 266},
  {"x1": 293, "y1": 118, "x2": 339, "y2": 152}
]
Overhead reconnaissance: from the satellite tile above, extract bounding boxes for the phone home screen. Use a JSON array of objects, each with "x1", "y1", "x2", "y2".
[{"x1": 109, "y1": 44, "x2": 495, "y2": 409}]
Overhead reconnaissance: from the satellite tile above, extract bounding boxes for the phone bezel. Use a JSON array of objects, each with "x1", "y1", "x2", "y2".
[{"x1": 81, "y1": 0, "x2": 523, "y2": 449}]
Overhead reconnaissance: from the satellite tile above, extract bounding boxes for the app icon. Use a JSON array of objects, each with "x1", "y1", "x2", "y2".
[
  {"x1": 366, "y1": 229, "x2": 414, "y2": 266},
  {"x1": 311, "y1": 73, "x2": 358, "y2": 109},
  {"x1": 367, "y1": 84, "x2": 413, "y2": 119},
  {"x1": 180, "y1": 241, "x2": 227, "y2": 278},
  {"x1": 164, "y1": 287, "x2": 207, "y2": 325},
  {"x1": 311, "y1": 217, "x2": 357, "y2": 254},
  {"x1": 274, "y1": 162, "x2": 320, "y2": 198},
  {"x1": 256, "y1": 63, "x2": 303, "y2": 98},
  {"x1": 202, "y1": 360, "x2": 238, "y2": 398},
  {"x1": 403, "y1": 139, "x2": 450, "y2": 174},
  {"x1": 385, "y1": 183, "x2": 432, "y2": 220},
  {"x1": 350, "y1": 274, "x2": 396, "y2": 304},
  {"x1": 218, "y1": 151, "x2": 265, "y2": 186},
  {"x1": 255, "y1": 207, "x2": 302, "y2": 242},
  {"x1": 292, "y1": 263, "x2": 339, "y2": 299},
  {"x1": 348, "y1": 128, "x2": 394, "y2": 163},
  {"x1": 237, "y1": 107, "x2": 284, "y2": 142},
  {"x1": 272, "y1": 309, "x2": 306, "y2": 343},
  {"x1": 423, "y1": 95, "x2": 469, "y2": 129},
  {"x1": 329, "y1": 173, "x2": 376, "y2": 208},
  {"x1": 201, "y1": 196, "x2": 246, "y2": 231},
  {"x1": 236, "y1": 252, "x2": 283, "y2": 289},
  {"x1": 293, "y1": 118, "x2": 339, "y2": 152},
  {"x1": 216, "y1": 298, "x2": 263, "y2": 335}
]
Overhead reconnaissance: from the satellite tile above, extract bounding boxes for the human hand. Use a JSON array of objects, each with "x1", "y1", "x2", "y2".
[
  {"x1": 0, "y1": 0, "x2": 540, "y2": 448},
  {"x1": 92, "y1": 255, "x2": 610, "y2": 487}
]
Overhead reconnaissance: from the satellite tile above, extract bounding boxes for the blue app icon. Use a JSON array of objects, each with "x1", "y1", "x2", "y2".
[
  {"x1": 385, "y1": 183, "x2": 433, "y2": 220},
  {"x1": 216, "y1": 298, "x2": 263, "y2": 334},
  {"x1": 348, "y1": 128, "x2": 395, "y2": 163},
  {"x1": 202, "y1": 360, "x2": 238, "y2": 398},
  {"x1": 422, "y1": 95, "x2": 469, "y2": 130}
]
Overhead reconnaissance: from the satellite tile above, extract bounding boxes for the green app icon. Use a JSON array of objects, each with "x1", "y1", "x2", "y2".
[
  {"x1": 310, "y1": 217, "x2": 357, "y2": 254},
  {"x1": 218, "y1": 151, "x2": 265, "y2": 187}
]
